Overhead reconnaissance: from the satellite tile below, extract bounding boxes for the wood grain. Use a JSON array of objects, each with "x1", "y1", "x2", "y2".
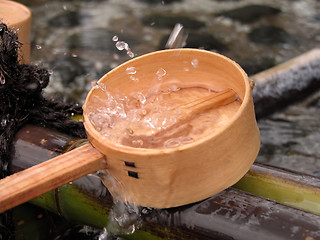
[{"x1": 0, "y1": 143, "x2": 106, "y2": 213}]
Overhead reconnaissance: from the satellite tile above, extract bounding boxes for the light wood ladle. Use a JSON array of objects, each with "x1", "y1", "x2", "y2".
[{"x1": 0, "y1": 49, "x2": 260, "y2": 212}]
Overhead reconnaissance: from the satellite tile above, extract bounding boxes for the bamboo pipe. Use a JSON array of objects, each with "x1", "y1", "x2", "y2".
[{"x1": 9, "y1": 125, "x2": 320, "y2": 240}]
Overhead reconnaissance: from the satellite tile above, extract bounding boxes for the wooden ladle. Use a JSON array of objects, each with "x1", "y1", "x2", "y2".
[
  {"x1": 0, "y1": 49, "x2": 260, "y2": 212},
  {"x1": 0, "y1": 86, "x2": 236, "y2": 213}
]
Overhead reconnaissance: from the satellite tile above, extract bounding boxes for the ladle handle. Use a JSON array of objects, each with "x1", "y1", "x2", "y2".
[
  {"x1": 180, "y1": 88, "x2": 238, "y2": 119},
  {"x1": 0, "y1": 143, "x2": 106, "y2": 213}
]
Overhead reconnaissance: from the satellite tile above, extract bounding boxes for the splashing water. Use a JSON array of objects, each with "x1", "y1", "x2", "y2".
[
  {"x1": 112, "y1": 35, "x2": 119, "y2": 42},
  {"x1": 126, "y1": 66, "x2": 136, "y2": 75},
  {"x1": 156, "y1": 68, "x2": 166, "y2": 80},
  {"x1": 115, "y1": 41, "x2": 128, "y2": 51},
  {"x1": 191, "y1": 59, "x2": 199, "y2": 68},
  {"x1": 113, "y1": 36, "x2": 135, "y2": 58},
  {"x1": 87, "y1": 83, "x2": 241, "y2": 148}
]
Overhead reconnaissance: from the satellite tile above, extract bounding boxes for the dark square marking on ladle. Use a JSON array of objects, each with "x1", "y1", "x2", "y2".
[
  {"x1": 124, "y1": 161, "x2": 136, "y2": 168},
  {"x1": 128, "y1": 171, "x2": 139, "y2": 179}
]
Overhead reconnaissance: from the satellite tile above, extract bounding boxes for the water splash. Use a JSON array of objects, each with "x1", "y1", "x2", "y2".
[
  {"x1": 113, "y1": 36, "x2": 135, "y2": 58},
  {"x1": 126, "y1": 66, "x2": 136, "y2": 75},
  {"x1": 0, "y1": 72, "x2": 5, "y2": 84},
  {"x1": 165, "y1": 23, "x2": 188, "y2": 49},
  {"x1": 191, "y1": 59, "x2": 199, "y2": 68},
  {"x1": 115, "y1": 41, "x2": 129, "y2": 51},
  {"x1": 156, "y1": 68, "x2": 166, "y2": 80}
]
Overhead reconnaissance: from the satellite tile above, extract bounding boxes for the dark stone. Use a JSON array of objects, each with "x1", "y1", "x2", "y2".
[
  {"x1": 142, "y1": 14, "x2": 206, "y2": 29},
  {"x1": 248, "y1": 25, "x2": 298, "y2": 45},
  {"x1": 48, "y1": 10, "x2": 87, "y2": 28},
  {"x1": 238, "y1": 57, "x2": 276, "y2": 75},
  {"x1": 136, "y1": 0, "x2": 182, "y2": 4},
  {"x1": 216, "y1": 5, "x2": 281, "y2": 23},
  {"x1": 159, "y1": 32, "x2": 228, "y2": 52},
  {"x1": 66, "y1": 29, "x2": 138, "y2": 51},
  {"x1": 49, "y1": 55, "x2": 91, "y2": 85}
]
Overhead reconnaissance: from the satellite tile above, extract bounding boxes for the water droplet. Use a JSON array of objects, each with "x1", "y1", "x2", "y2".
[
  {"x1": 126, "y1": 66, "x2": 136, "y2": 75},
  {"x1": 98, "y1": 82, "x2": 106, "y2": 91},
  {"x1": 91, "y1": 81, "x2": 99, "y2": 89},
  {"x1": 130, "y1": 76, "x2": 139, "y2": 82},
  {"x1": 112, "y1": 35, "x2": 119, "y2": 42},
  {"x1": 127, "y1": 50, "x2": 135, "y2": 58},
  {"x1": 1, "y1": 119, "x2": 7, "y2": 127},
  {"x1": 191, "y1": 59, "x2": 198, "y2": 68},
  {"x1": 184, "y1": 67, "x2": 190, "y2": 72},
  {"x1": 156, "y1": 68, "x2": 166, "y2": 80},
  {"x1": 0, "y1": 73, "x2": 5, "y2": 84},
  {"x1": 135, "y1": 92, "x2": 146, "y2": 104},
  {"x1": 116, "y1": 41, "x2": 129, "y2": 51},
  {"x1": 113, "y1": 53, "x2": 120, "y2": 60},
  {"x1": 35, "y1": 45, "x2": 42, "y2": 50}
]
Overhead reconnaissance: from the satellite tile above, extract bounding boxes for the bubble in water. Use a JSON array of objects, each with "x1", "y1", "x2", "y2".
[
  {"x1": 135, "y1": 92, "x2": 147, "y2": 104},
  {"x1": 156, "y1": 68, "x2": 166, "y2": 80},
  {"x1": 179, "y1": 137, "x2": 194, "y2": 144},
  {"x1": 35, "y1": 45, "x2": 42, "y2": 50},
  {"x1": 164, "y1": 138, "x2": 180, "y2": 148},
  {"x1": 112, "y1": 35, "x2": 119, "y2": 42},
  {"x1": 126, "y1": 66, "x2": 136, "y2": 75},
  {"x1": 191, "y1": 59, "x2": 199, "y2": 68},
  {"x1": 132, "y1": 139, "x2": 144, "y2": 147},
  {"x1": 116, "y1": 41, "x2": 129, "y2": 51},
  {"x1": 170, "y1": 85, "x2": 180, "y2": 92}
]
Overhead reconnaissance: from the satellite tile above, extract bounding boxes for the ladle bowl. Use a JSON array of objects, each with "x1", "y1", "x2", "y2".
[
  {"x1": 0, "y1": 49, "x2": 260, "y2": 212},
  {"x1": 83, "y1": 49, "x2": 260, "y2": 208}
]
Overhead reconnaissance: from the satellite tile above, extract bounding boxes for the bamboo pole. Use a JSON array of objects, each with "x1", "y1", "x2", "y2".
[{"x1": 9, "y1": 125, "x2": 320, "y2": 240}]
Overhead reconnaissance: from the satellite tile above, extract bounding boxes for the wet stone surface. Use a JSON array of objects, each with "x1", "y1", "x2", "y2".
[
  {"x1": 248, "y1": 25, "x2": 298, "y2": 45},
  {"x1": 216, "y1": 5, "x2": 281, "y2": 23},
  {"x1": 258, "y1": 90, "x2": 320, "y2": 177},
  {"x1": 14, "y1": 0, "x2": 320, "y2": 177}
]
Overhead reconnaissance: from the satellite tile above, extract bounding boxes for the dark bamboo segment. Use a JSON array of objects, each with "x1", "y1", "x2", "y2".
[{"x1": 9, "y1": 124, "x2": 320, "y2": 240}]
